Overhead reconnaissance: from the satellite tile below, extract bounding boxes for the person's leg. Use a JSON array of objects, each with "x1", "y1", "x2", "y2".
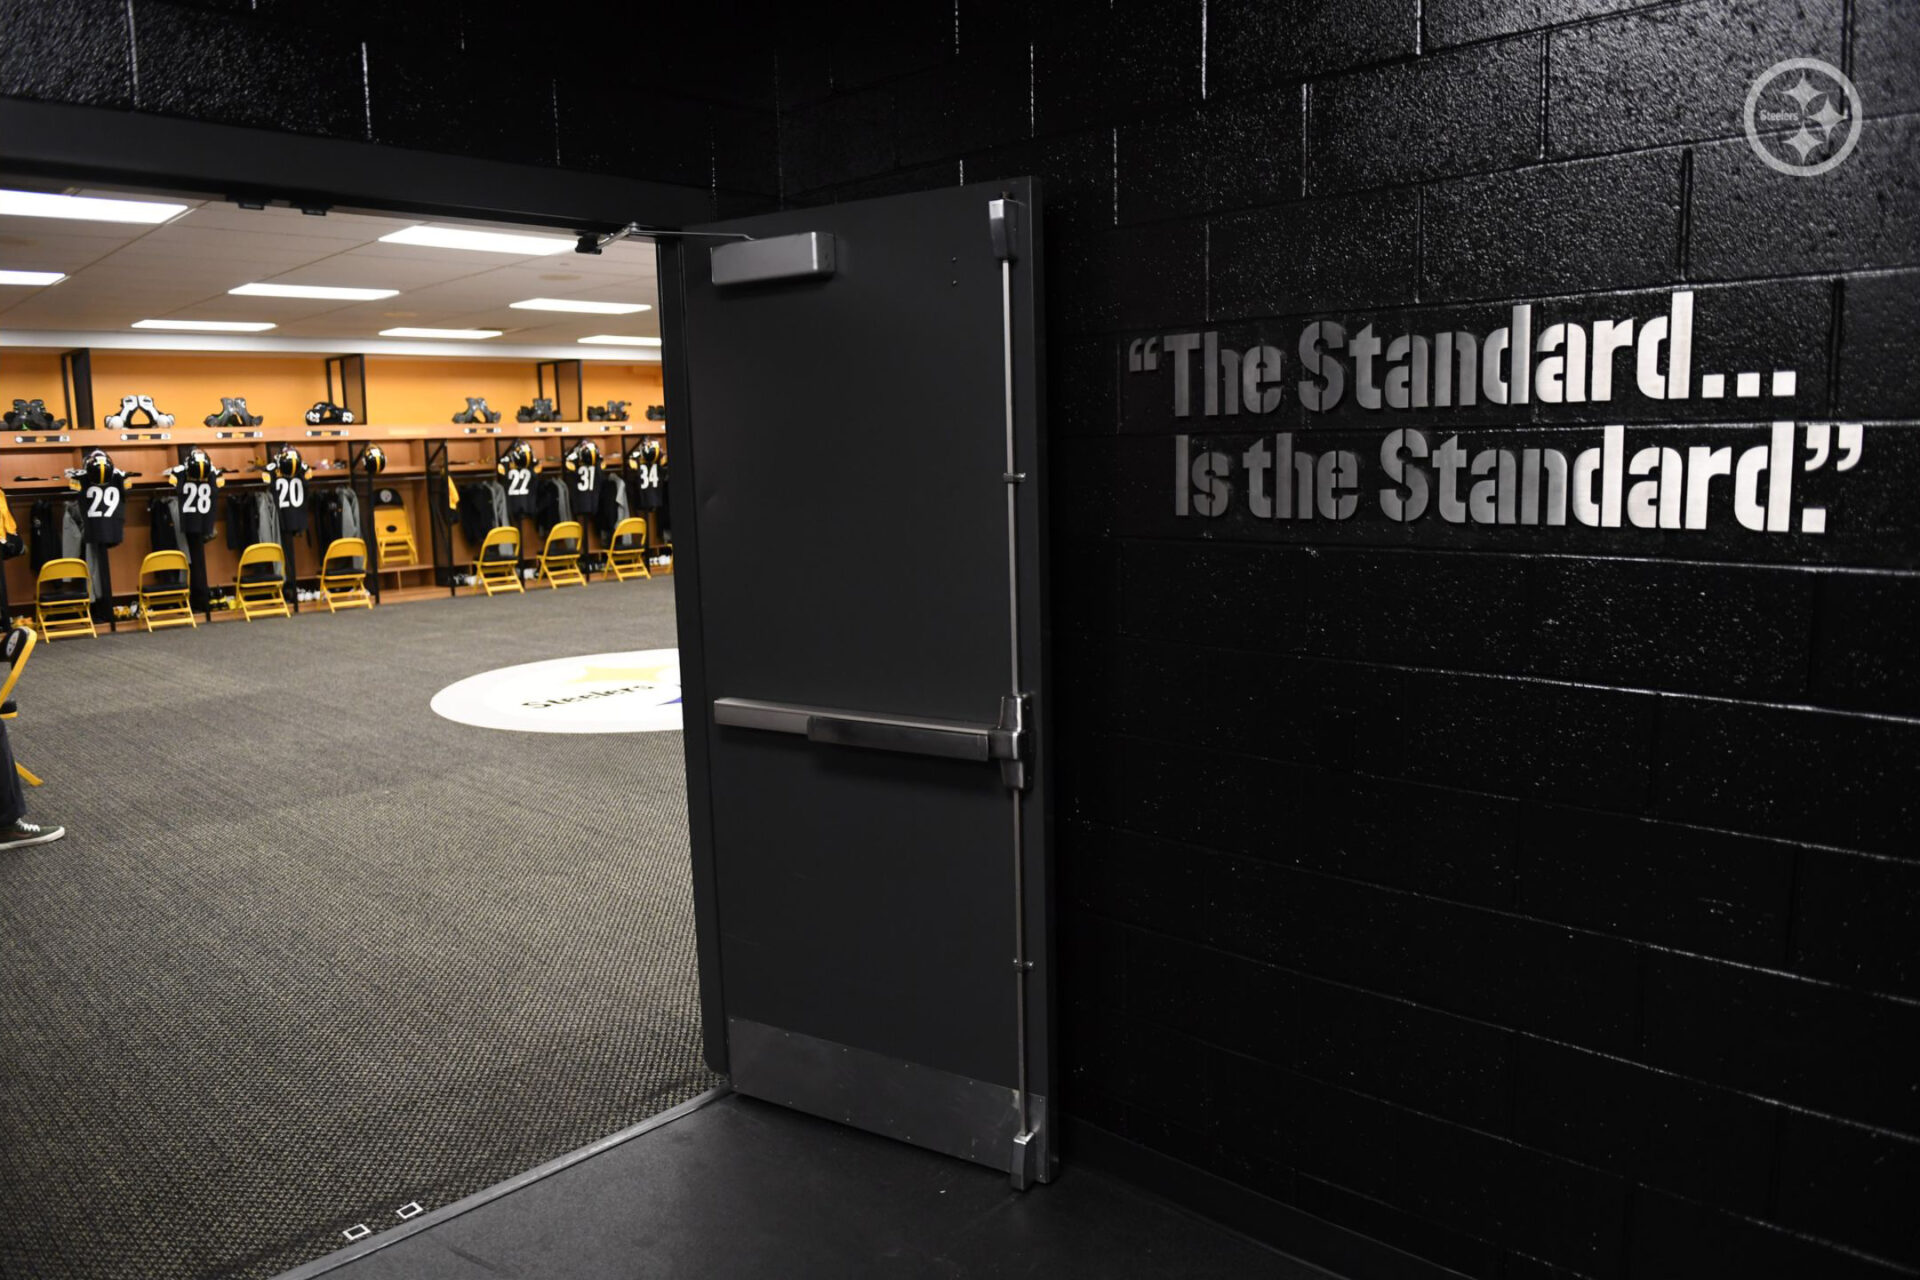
[
  {"x1": 0, "y1": 719, "x2": 62, "y2": 849},
  {"x1": 0, "y1": 719, "x2": 24, "y2": 828}
]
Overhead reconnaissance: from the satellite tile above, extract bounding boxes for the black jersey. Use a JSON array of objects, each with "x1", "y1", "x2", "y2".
[
  {"x1": 628, "y1": 443, "x2": 665, "y2": 511},
  {"x1": 175, "y1": 475, "x2": 218, "y2": 537},
  {"x1": 74, "y1": 458, "x2": 130, "y2": 546},
  {"x1": 564, "y1": 443, "x2": 603, "y2": 517},
  {"x1": 265, "y1": 450, "x2": 314, "y2": 534},
  {"x1": 497, "y1": 444, "x2": 537, "y2": 519},
  {"x1": 170, "y1": 453, "x2": 224, "y2": 538}
]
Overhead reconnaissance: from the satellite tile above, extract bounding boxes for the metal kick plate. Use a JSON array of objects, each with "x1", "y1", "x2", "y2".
[
  {"x1": 711, "y1": 232, "x2": 836, "y2": 286},
  {"x1": 728, "y1": 1017, "x2": 1050, "y2": 1182}
]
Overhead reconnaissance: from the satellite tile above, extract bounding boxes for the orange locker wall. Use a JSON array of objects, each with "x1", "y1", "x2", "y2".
[
  {"x1": 371, "y1": 357, "x2": 662, "y2": 424},
  {"x1": 91, "y1": 353, "x2": 330, "y2": 428},
  {"x1": 374, "y1": 358, "x2": 546, "y2": 424},
  {"x1": 1, "y1": 352, "x2": 71, "y2": 415},
  {"x1": 583, "y1": 362, "x2": 664, "y2": 414}
]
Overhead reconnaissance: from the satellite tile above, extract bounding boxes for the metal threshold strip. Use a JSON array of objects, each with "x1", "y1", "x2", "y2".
[{"x1": 273, "y1": 1085, "x2": 732, "y2": 1279}]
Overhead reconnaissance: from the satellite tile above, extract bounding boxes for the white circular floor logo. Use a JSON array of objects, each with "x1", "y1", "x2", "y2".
[
  {"x1": 1745, "y1": 57, "x2": 1862, "y2": 177},
  {"x1": 431, "y1": 649, "x2": 682, "y2": 734}
]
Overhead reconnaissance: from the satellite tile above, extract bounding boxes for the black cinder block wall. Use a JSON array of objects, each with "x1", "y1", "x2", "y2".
[
  {"x1": 0, "y1": 0, "x2": 781, "y2": 211},
  {"x1": 7, "y1": 2, "x2": 1919, "y2": 1277},
  {"x1": 763, "y1": 4, "x2": 1920, "y2": 1278}
]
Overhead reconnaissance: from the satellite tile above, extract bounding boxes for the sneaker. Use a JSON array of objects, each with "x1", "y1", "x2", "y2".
[{"x1": 0, "y1": 819, "x2": 65, "y2": 850}]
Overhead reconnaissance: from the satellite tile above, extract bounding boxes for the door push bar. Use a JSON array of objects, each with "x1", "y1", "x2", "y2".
[{"x1": 712, "y1": 695, "x2": 1028, "y2": 789}]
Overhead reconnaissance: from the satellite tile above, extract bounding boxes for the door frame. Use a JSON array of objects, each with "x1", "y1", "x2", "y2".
[
  {"x1": 0, "y1": 98, "x2": 713, "y2": 231},
  {"x1": 653, "y1": 236, "x2": 729, "y2": 1071}
]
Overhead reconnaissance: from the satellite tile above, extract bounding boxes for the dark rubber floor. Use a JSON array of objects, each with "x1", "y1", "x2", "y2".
[{"x1": 312, "y1": 1091, "x2": 1333, "y2": 1280}]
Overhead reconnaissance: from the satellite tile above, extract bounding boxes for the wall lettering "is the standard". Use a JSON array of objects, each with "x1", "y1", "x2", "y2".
[{"x1": 1145, "y1": 289, "x2": 1868, "y2": 537}]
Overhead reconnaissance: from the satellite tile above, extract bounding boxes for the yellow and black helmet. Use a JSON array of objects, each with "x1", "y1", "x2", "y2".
[
  {"x1": 360, "y1": 445, "x2": 387, "y2": 475},
  {"x1": 180, "y1": 447, "x2": 217, "y2": 481}
]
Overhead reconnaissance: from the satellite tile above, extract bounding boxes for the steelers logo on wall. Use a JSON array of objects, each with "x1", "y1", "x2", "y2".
[{"x1": 431, "y1": 650, "x2": 682, "y2": 734}]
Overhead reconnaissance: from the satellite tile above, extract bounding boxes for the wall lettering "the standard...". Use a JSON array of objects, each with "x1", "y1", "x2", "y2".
[{"x1": 1144, "y1": 290, "x2": 1868, "y2": 536}]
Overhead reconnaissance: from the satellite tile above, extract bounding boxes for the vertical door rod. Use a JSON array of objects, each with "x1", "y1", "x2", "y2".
[{"x1": 989, "y1": 196, "x2": 1038, "y2": 1191}]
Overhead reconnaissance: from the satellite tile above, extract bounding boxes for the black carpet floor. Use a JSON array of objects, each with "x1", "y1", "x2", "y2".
[{"x1": 0, "y1": 579, "x2": 720, "y2": 1280}]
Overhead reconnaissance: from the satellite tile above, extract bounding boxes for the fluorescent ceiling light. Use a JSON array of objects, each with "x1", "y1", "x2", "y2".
[
  {"x1": 378, "y1": 225, "x2": 574, "y2": 256},
  {"x1": 577, "y1": 334, "x2": 663, "y2": 346},
  {"x1": 511, "y1": 297, "x2": 652, "y2": 315},
  {"x1": 378, "y1": 326, "x2": 502, "y2": 339},
  {"x1": 230, "y1": 282, "x2": 399, "y2": 301},
  {"x1": 133, "y1": 318, "x2": 276, "y2": 332},
  {"x1": 0, "y1": 269, "x2": 66, "y2": 286},
  {"x1": 0, "y1": 189, "x2": 187, "y2": 224}
]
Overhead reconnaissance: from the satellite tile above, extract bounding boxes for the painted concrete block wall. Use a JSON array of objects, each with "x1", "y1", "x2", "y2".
[{"x1": 0, "y1": 0, "x2": 780, "y2": 208}]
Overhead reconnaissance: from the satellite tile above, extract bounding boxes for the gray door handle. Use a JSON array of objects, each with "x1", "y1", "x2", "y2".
[{"x1": 712, "y1": 696, "x2": 1023, "y2": 765}]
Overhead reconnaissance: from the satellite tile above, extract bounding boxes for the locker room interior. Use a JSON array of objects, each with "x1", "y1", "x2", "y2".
[{"x1": 0, "y1": 199, "x2": 711, "y2": 1280}]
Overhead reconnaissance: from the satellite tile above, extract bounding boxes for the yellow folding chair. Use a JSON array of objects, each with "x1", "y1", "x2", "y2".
[
  {"x1": 319, "y1": 537, "x2": 373, "y2": 612},
  {"x1": 137, "y1": 550, "x2": 197, "y2": 631},
  {"x1": 33, "y1": 558, "x2": 96, "y2": 642},
  {"x1": 534, "y1": 520, "x2": 586, "y2": 588},
  {"x1": 474, "y1": 526, "x2": 524, "y2": 596},
  {"x1": 604, "y1": 516, "x2": 651, "y2": 581},
  {"x1": 234, "y1": 542, "x2": 291, "y2": 621},
  {"x1": 376, "y1": 504, "x2": 419, "y2": 570},
  {"x1": 1, "y1": 626, "x2": 42, "y2": 787}
]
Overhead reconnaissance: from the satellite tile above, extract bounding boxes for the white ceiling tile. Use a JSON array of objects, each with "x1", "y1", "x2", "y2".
[{"x1": 7, "y1": 201, "x2": 658, "y2": 343}]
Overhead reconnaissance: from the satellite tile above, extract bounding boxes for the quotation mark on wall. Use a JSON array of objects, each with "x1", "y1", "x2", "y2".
[
  {"x1": 1800, "y1": 422, "x2": 1863, "y2": 534},
  {"x1": 1127, "y1": 337, "x2": 1161, "y2": 373}
]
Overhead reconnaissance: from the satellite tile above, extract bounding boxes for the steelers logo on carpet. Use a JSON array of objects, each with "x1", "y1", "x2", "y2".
[{"x1": 431, "y1": 650, "x2": 682, "y2": 734}]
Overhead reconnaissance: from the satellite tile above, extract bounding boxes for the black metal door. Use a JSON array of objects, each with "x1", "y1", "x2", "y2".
[{"x1": 659, "y1": 179, "x2": 1051, "y2": 1185}]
